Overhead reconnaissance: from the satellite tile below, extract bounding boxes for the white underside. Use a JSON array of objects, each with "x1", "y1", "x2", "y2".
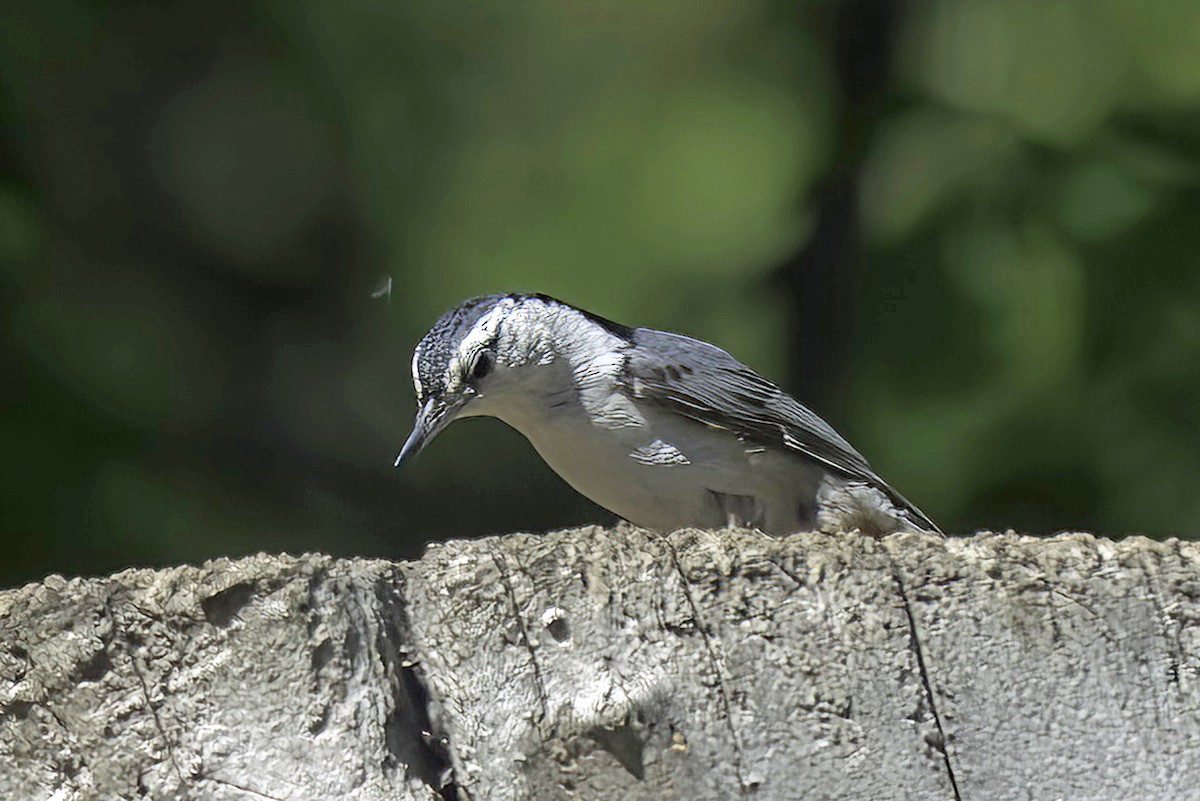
[{"x1": 488, "y1": 390, "x2": 828, "y2": 535}]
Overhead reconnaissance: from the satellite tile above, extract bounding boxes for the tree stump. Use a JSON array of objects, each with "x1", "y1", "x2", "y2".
[{"x1": 2, "y1": 527, "x2": 1198, "y2": 800}]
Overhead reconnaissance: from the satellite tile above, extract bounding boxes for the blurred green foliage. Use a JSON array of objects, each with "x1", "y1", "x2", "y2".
[{"x1": 2, "y1": 0, "x2": 1199, "y2": 587}]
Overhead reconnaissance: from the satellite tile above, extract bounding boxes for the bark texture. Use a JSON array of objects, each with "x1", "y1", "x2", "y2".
[{"x1": 2, "y1": 527, "x2": 1199, "y2": 801}]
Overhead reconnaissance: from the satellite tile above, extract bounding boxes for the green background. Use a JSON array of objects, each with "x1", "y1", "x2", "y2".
[{"x1": 4, "y1": 0, "x2": 1199, "y2": 587}]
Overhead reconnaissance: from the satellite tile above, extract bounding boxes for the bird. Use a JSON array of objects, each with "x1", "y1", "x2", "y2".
[{"x1": 396, "y1": 292, "x2": 939, "y2": 537}]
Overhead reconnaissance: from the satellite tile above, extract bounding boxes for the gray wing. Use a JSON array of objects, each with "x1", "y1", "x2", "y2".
[{"x1": 623, "y1": 328, "x2": 939, "y2": 532}]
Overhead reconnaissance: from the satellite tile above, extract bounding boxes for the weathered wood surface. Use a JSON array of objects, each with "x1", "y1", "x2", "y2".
[{"x1": 2, "y1": 527, "x2": 1199, "y2": 801}]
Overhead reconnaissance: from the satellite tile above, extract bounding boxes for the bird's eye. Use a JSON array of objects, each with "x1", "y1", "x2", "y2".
[{"x1": 469, "y1": 349, "x2": 495, "y2": 381}]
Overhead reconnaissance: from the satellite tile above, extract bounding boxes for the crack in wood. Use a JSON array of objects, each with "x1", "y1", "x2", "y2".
[
  {"x1": 660, "y1": 536, "x2": 753, "y2": 796},
  {"x1": 35, "y1": 699, "x2": 94, "y2": 787},
  {"x1": 203, "y1": 774, "x2": 291, "y2": 800},
  {"x1": 113, "y1": 597, "x2": 188, "y2": 791},
  {"x1": 887, "y1": 564, "x2": 963, "y2": 801},
  {"x1": 1141, "y1": 546, "x2": 1188, "y2": 697},
  {"x1": 490, "y1": 550, "x2": 550, "y2": 725},
  {"x1": 371, "y1": 570, "x2": 463, "y2": 800}
]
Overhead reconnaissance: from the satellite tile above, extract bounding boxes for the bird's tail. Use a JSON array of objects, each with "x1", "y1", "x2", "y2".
[{"x1": 884, "y1": 484, "x2": 942, "y2": 535}]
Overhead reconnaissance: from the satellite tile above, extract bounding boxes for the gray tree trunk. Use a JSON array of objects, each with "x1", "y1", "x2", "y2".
[{"x1": 2, "y1": 527, "x2": 1198, "y2": 801}]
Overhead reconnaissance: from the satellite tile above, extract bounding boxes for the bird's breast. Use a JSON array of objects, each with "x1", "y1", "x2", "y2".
[{"x1": 498, "y1": 399, "x2": 823, "y2": 533}]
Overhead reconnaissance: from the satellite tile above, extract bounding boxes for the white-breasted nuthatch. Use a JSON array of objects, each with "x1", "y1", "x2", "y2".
[{"x1": 397, "y1": 293, "x2": 939, "y2": 536}]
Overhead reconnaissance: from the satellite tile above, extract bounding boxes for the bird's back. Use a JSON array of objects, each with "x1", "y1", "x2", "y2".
[{"x1": 621, "y1": 327, "x2": 940, "y2": 535}]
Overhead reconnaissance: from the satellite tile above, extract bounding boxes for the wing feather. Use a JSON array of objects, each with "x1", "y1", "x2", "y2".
[{"x1": 623, "y1": 328, "x2": 939, "y2": 532}]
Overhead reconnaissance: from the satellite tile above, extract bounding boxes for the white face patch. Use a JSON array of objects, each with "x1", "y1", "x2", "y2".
[
  {"x1": 446, "y1": 297, "x2": 514, "y2": 392},
  {"x1": 411, "y1": 346, "x2": 424, "y2": 398}
]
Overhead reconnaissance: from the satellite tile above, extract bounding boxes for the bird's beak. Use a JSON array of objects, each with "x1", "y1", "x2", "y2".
[{"x1": 394, "y1": 396, "x2": 462, "y2": 467}]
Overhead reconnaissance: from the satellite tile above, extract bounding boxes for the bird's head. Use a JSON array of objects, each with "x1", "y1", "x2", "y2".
[
  {"x1": 397, "y1": 292, "x2": 618, "y2": 465},
  {"x1": 394, "y1": 294, "x2": 516, "y2": 466},
  {"x1": 396, "y1": 293, "x2": 636, "y2": 466}
]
